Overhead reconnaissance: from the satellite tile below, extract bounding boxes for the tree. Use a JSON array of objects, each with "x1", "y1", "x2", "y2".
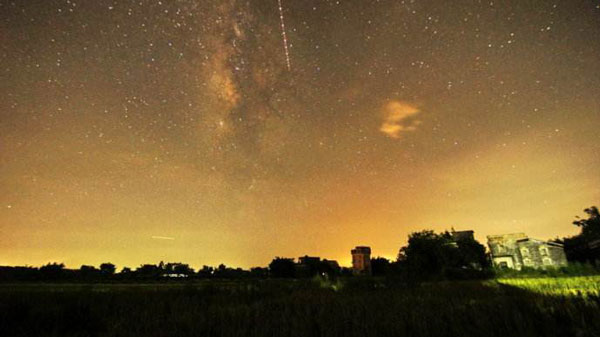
[
  {"x1": 197, "y1": 265, "x2": 214, "y2": 278},
  {"x1": 573, "y1": 206, "x2": 600, "y2": 238},
  {"x1": 398, "y1": 230, "x2": 489, "y2": 281},
  {"x1": 173, "y1": 263, "x2": 194, "y2": 275},
  {"x1": 250, "y1": 267, "x2": 268, "y2": 278},
  {"x1": 164, "y1": 263, "x2": 194, "y2": 276},
  {"x1": 100, "y1": 263, "x2": 116, "y2": 275},
  {"x1": 453, "y1": 233, "x2": 489, "y2": 270},
  {"x1": 39, "y1": 262, "x2": 65, "y2": 280},
  {"x1": 136, "y1": 264, "x2": 161, "y2": 278},
  {"x1": 564, "y1": 206, "x2": 600, "y2": 264},
  {"x1": 268, "y1": 257, "x2": 296, "y2": 278},
  {"x1": 371, "y1": 257, "x2": 391, "y2": 276},
  {"x1": 79, "y1": 265, "x2": 99, "y2": 279},
  {"x1": 399, "y1": 230, "x2": 453, "y2": 280}
]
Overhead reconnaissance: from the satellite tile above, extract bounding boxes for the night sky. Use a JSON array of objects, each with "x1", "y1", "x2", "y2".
[{"x1": 1, "y1": 0, "x2": 599, "y2": 269}]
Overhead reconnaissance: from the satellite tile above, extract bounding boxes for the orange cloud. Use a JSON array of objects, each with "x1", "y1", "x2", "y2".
[{"x1": 379, "y1": 101, "x2": 421, "y2": 138}]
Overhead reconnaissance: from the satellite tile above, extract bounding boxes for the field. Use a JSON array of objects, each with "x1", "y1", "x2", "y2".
[
  {"x1": 1, "y1": 277, "x2": 600, "y2": 337},
  {"x1": 497, "y1": 276, "x2": 600, "y2": 297}
]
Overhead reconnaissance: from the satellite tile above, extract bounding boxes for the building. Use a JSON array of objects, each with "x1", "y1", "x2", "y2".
[
  {"x1": 322, "y1": 259, "x2": 340, "y2": 271},
  {"x1": 451, "y1": 230, "x2": 474, "y2": 241},
  {"x1": 296, "y1": 256, "x2": 340, "y2": 277},
  {"x1": 487, "y1": 233, "x2": 567, "y2": 270},
  {"x1": 351, "y1": 246, "x2": 371, "y2": 275},
  {"x1": 449, "y1": 229, "x2": 484, "y2": 269},
  {"x1": 296, "y1": 255, "x2": 321, "y2": 277},
  {"x1": 298, "y1": 255, "x2": 320, "y2": 265}
]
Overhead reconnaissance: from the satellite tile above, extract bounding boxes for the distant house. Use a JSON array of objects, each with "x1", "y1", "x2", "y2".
[
  {"x1": 487, "y1": 233, "x2": 567, "y2": 270},
  {"x1": 295, "y1": 256, "x2": 340, "y2": 277},
  {"x1": 161, "y1": 273, "x2": 189, "y2": 278},
  {"x1": 451, "y1": 230, "x2": 475, "y2": 242},
  {"x1": 322, "y1": 259, "x2": 340, "y2": 271},
  {"x1": 449, "y1": 229, "x2": 484, "y2": 269},
  {"x1": 298, "y1": 256, "x2": 320, "y2": 265},
  {"x1": 351, "y1": 246, "x2": 372, "y2": 275}
]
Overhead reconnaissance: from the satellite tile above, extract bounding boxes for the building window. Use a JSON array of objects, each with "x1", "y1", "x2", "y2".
[
  {"x1": 520, "y1": 247, "x2": 530, "y2": 257},
  {"x1": 523, "y1": 258, "x2": 533, "y2": 267},
  {"x1": 539, "y1": 247, "x2": 549, "y2": 256},
  {"x1": 542, "y1": 257, "x2": 553, "y2": 266}
]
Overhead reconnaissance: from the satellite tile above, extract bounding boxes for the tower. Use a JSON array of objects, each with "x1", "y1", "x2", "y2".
[{"x1": 351, "y1": 246, "x2": 371, "y2": 275}]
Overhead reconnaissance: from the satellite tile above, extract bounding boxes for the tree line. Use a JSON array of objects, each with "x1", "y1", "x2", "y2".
[{"x1": 1, "y1": 206, "x2": 598, "y2": 283}]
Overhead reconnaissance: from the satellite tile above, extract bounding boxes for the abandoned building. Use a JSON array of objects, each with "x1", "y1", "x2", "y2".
[
  {"x1": 298, "y1": 255, "x2": 320, "y2": 265},
  {"x1": 351, "y1": 246, "x2": 371, "y2": 275},
  {"x1": 451, "y1": 230, "x2": 475, "y2": 241},
  {"x1": 322, "y1": 259, "x2": 340, "y2": 271},
  {"x1": 487, "y1": 233, "x2": 567, "y2": 270},
  {"x1": 295, "y1": 256, "x2": 340, "y2": 277}
]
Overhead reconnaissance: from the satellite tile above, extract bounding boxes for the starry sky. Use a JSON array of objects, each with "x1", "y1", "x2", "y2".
[{"x1": 1, "y1": 0, "x2": 599, "y2": 269}]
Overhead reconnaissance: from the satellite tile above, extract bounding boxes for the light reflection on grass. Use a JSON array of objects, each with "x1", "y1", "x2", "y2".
[{"x1": 496, "y1": 276, "x2": 600, "y2": 297}]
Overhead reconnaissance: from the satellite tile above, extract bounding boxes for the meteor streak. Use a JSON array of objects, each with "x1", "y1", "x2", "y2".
[
  {"x1": 277, "y1": 0, "x2": 291, "y2": 71},
  {"x1": 151, "y1": 236, "x2": 175, "y2": 240}
]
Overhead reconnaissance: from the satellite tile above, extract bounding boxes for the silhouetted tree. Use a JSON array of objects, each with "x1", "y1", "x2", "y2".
[
  {"x1": 319, "y1": 260, "x2": 341, "y2": 278},
  {"x1": 573, "y1": 206, "x2": 600, "y2": 238},
  {"x1": 136, "y1": 264, "x2": 161, "y2": 278},
  {"x1": 206, "y1": 264, "x2": 249, "y2": 279},
  {"x1": 269, "y1": 257, "x2": 296, "y2": 278},
  {"x1": 174, "y1": 263, "x2": 194, "y2": 275},
  {"x1": 453, "y1": 233, "x2": 489, "y2": 270},
  {"x1": 371, "y1": 257, "x2": 391, "y2": 276},
  {"x1": 296, "y1": 256, "x2": 320, "y2": 278},
  {"x1": 197, "y1": 265, "x2": 214, "y2": 278},
  {"x1": 398, "y1": 230, "x2": 489, "y2": 281},
  {"x1": 340, "y1": 267, "x2": 354, "y2": 277},
  {"x1": 399, "y1": 231, "x2": 452, "y2": 280},
  {"x1": 250, "y1": 267, "x2": 268, "y2": 278},
  {"x1": 213, "y1": 264, "x2": 228, "y2": 278},
  {"x1": 564, "y1": 206, "x2": 600, "y2": 264},
  {"x1": 100, "y1": 263, "x2": 116, "y2": 275},
  {"x1": 0, "y1": 266, "x2": 39, "y2": 282},
  {"x1": 40, "y1": 262, "x2": 65, "y2": 280},
  {"x1": 79, "y1": 265, "x2": 99, "y2": 279},
  {"x1": 164, "y1": 263, "x2": 194, "y2": 276}
]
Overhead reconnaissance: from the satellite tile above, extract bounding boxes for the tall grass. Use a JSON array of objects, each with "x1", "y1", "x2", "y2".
[
  {"x1": 1, "y1": 278, "x2": 599, "y2": 337},
  {"x1": 496, "y1": 275, "x2": 600, "y2": 297}
]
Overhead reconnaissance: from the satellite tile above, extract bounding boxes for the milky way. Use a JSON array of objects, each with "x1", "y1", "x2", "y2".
[{"x1": 1, "y1": 0, "x2": 599, "y2": 268}]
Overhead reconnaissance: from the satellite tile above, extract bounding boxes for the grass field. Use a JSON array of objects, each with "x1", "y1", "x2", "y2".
[
  {"x1": 1, "y1": 277, "x2": 599, "y2": 337},
  {"x1": 497, "y1": 275, "x2": 600, "y2": 297}
]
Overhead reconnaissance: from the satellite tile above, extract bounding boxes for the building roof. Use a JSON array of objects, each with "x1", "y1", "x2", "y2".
[
  {"x1": 488, "y1": 233, "x2": 564, "y2": 247},
  {"x1": 351, "y1": 246, "x2": 371, "y2": 254},
  {"x1": 451, "y1": 230, "x2": 474, "y2": 241},
  {"x1": 487, "y1": 233, "x2": 528, "y2": 241}
]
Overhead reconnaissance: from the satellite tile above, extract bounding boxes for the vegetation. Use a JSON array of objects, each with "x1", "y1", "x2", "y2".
[
  {"x1": 268, "y1": 257, "x2": 297, "y2": 278},
  {"x1": 563, "y1": 206, "x2": 600, "y2": 264},
  {"x1": 397, "y1": 230, "x2": 490, "y2": 281},
  {"x1": 494, "y1": 262, "x2": 600, "y2": 279},
  {"x1": 496, "y1": 276, "x2": 600, "y2": 297},
  {"x1": 2, "y1": 206, "x2": 599, "y2": 336},
  {"x1": 2, "y1": 278, "x2": 600, "y2": 337}
]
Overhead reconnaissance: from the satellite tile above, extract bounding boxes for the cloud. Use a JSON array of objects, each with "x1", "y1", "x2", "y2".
[{"x1": 379, "y1": 101, "x2": 421, "y2": 138}]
